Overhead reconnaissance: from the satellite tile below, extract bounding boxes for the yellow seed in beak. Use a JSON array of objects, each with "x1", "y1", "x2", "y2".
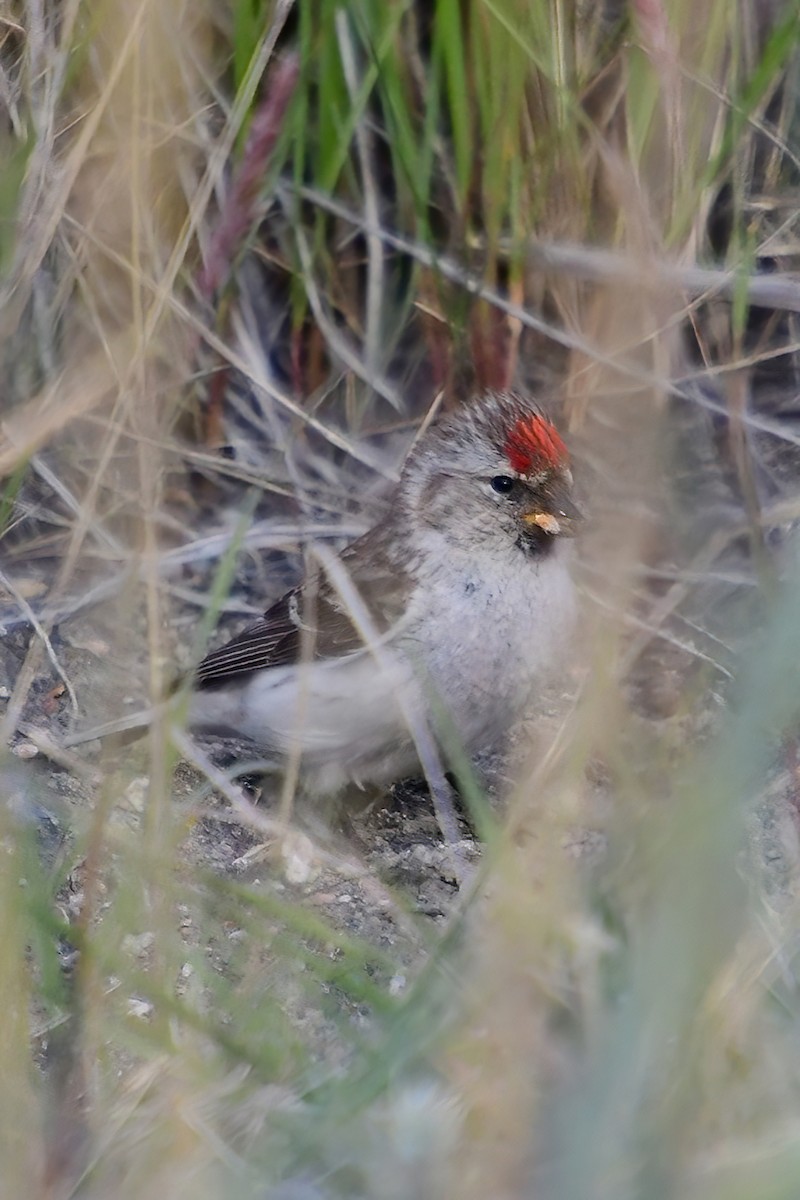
[{"x1": 522, "y1": 511, "x2": 562, "y2": 535}]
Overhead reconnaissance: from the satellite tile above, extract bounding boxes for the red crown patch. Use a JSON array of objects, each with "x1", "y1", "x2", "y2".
[{"x1": 504, "y1": 415, "x2": 568, "y2": 475}]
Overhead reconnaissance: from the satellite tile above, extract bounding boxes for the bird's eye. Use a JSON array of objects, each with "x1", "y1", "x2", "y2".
[{"x1": 491, "y1": 475, "x2": 517, "y2": 494}]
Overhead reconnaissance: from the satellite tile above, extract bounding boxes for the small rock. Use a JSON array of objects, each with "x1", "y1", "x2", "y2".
[
  {"x1": 122, "y1": 777, "x2": 149, "y2": 812},
  {"x1": 389, "y1": 973, "x2": 406, "y2": 996},
  {"x1": 127, "y1": 997, "x2": 153, "y2": 1020},
  {"x1": 13, "y1": 742, "x2": 39, "y2": 760},
  {"x1": 122, "y1": 931, "x2": 155, "y2": 958},
  {"x1": 282, "y1": 831, "x2": 318, "y2": 885},
  {"x1": 410, "y1": 844, "x2": 439, "y2": 869}
]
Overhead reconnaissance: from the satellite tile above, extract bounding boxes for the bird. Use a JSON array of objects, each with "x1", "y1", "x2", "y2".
[{"x1": 64, "y1": 390, "x2": 580, "y2": 801}]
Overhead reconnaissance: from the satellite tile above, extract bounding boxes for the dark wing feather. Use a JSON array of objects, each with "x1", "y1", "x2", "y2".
[
  {"x1": 193, "y1": 527, "x2": 410, "y2": 691},
  {"x1": 194, "y1": 585, "x2": 358, "y2": 689},
  {"x1": 193, "y1": 595, "x2": 302, "y2": 688}
]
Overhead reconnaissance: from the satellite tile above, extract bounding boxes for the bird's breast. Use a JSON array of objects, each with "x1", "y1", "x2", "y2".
[{"x1": 405, "y1": 551, "x2": 577, "y2": 744}]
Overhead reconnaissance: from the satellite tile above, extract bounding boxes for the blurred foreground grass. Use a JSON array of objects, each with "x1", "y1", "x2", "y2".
[{"x1": 2, "y1": 2, "x2": 800, "y2": 1197}]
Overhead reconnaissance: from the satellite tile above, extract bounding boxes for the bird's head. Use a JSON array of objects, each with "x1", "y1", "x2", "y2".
[{"x1": 401, "y1": 391, "x2": 580, "y2": 559}]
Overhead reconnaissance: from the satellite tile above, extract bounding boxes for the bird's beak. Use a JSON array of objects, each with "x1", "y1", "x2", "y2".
[{"x1": 521, "y1": 481, "x2": 582, "y2": 538}]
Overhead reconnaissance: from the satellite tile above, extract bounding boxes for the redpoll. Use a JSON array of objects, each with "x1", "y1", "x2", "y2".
[{"x1": 66, "y1": 391, "x2": 580, "y2": 802}]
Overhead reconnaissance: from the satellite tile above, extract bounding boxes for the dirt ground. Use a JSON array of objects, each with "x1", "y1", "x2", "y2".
[
  {"x1": 0, "y1": 565, "x2": 495, "y2": 1071},
  {"x1": 4, "y1": 552, "x2": 799, "y2": 1077}
]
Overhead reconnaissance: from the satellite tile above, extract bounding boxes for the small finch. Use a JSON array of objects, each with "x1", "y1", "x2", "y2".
[{"x1": 65, "y1": 391, "x2": 580, "y2": 799}]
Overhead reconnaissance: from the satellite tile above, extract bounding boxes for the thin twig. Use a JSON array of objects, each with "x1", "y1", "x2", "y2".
[
  {"x1": 15, "y1": 723, "x2": 101, "y2": 783},
  {"x1": 336, "y1": 10, "x2": 385, "y2": 384},
  {"x1": 296, "y1": 183, "x2": 800, "y2": 316},
  {"x1": 0, "y1": 565, "x2": 80, "y2": 721},
  {"x1": 30, "y1": 454, "x2": 123, "y2": 557},
  {"x1": 290, "y1": 221, "x2": 404, "y2": 410}
]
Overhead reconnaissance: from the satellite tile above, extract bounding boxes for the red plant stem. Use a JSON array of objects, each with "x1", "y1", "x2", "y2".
[{"x1": 199, "y1": 53, "x2": 300, "y2": 301}]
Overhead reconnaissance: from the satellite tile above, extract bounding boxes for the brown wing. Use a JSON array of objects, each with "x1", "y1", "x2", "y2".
[{"x1": 193, "y1": 527, "x2": 410, "y2": 691}]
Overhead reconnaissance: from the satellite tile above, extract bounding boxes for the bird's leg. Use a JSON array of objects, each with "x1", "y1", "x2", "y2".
[
  {"x1": 409, "y1": 714, "x2": 471, "y2": 885},
  {"x1": 311, "y1": 545, "x2": 469, "y2": 872}
]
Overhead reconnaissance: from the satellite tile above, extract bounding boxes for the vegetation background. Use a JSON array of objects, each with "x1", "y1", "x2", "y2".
[{"x1": 3, "y1": 0, "x2": 800, "y2": 1196}]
